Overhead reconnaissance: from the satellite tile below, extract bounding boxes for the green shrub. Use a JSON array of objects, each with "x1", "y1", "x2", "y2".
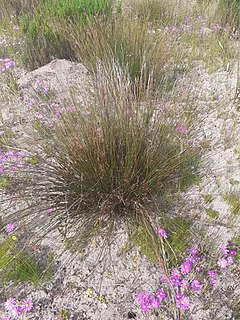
[{"x1": 2, "y1": 0, "x2": 115, "y2": 69}]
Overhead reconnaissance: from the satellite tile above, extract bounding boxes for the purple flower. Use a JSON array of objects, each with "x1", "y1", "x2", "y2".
[
  {"x1": 171, "y1": 269, "x2": 181, "y2": 280},
  {"x1": 170, "y1": 277, "x2": 180, "y2": 286},
  {"x1": 229, "y1": 249, "x2": 236, "y2": 256},
  {"x1": 191, "y1": 280, "x2": 202, "y2": 292},
  {"x1": 189, "y1": 247, "x2": 198, "y2": 255},
  {"x1": 175, "y1": 292, "x2": 182, "y2": 300},
  {"x1": 227, "y1": 256, "x2": 234, "y2": 266},
  {"x1": 136, "y1": 292, "x2": 150, "y2": 305},
  {"x1": 140, "y1": 302, "x2": 149, "y2": 312},
  {"x1": 176, "y1": 124, "x2": 188, "y2": 134},
  {"x1": 5, "y1": 297, "x2": 17, "y2": 311},
  {"x1": 0, "y1": 316, "x2": 10, "y2": 320},
  {"x1": 5, "y1": 223, "x2": 15, "y2": 233},
  {"x1": 43, "y1": 85, "x2": 49, "y2": 93},
  {"x1": 219, "y1": 245, "x2": 228, "y2": 256},
  {"x1": 176, "y1": 296, "x2": 190, "y2": 310},
  {"x1": 47, "y1": 208, "x2": 55, "y2": 215},
  {"x1": 156, "y1": 288, "x2": 166, "y2": 300},
  {"x1": 209, "y1": 278, "x2": 217, "y2": 287},
  {"x1": 11, "y1": 305, "x2": 22, "y2": 317},
  {"x1": 150, "y1": 298, "x2": 160, "y2": 308},
  {"x1": 21, "y1": 299, "x2": 33, "y2": 312},
  {"x1": 156, "y1": 227, "x2": 168, "y2": 238},
  {"x1": 217, "y1": 257, "x2": 228, "y2": 269},
  {"x1": 180, "y1": 279, "x2": 189, "y2": 289},
  {"x1": 181, "y1": 261, "x2": 192, "y2": 274},
  {"x1": 160, "y1": 275, "x2": 167, "y2": 282},
  {"x1": 208, "y1": 270, "x2": 216, "y2": 278},
  {"x1": 195, "y1": 266, "x2": 202, "y2": 272}
]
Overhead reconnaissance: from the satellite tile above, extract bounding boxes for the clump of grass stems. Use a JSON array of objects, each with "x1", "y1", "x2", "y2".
[
  {"x1": 64, "y1": 15, "x2": 182, "y2": 98},
  {"x1": 4, "y1": 62, "x2": 201, "y2": 262}
]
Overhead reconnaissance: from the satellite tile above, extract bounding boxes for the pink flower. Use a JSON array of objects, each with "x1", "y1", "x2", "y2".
[
  {"x1": 219, "y1": 245, "x2": 229, "y2": 256},
  {"x1": 175, "y1": 292, "x2": 182, "y2": 300},
  {"x1": 5, "y1": 223, "x2": 15, "y2": 233},
  {"x1": 156, "y1": 288, "x2": 166, "y2": 300},
  {"x1": 160, "y1": 275, "x2": 167, "y2": 282},
  {"x1": 11, "y1": 305, "x2": 22, "y2": 317},
  {"x1": 43, "y1": 85, "x2": 49, "y2": 93},
  {"x1": 5, "y1": 297, "x2": 16, "y2": 311},
  {"x1": 181, "y1": 261, "x2": 192, "y2": 274},
  {"x1": 189, "y1": 247, "x2": 198, "y2": 255},
  {"x1": 217, "y1": 257, "x2": 228, "y2": 268},
  {"x1": 140, "y1": 302, "x2": 149, "y2": 312},
  {"x1": 191, "y1": 280, "x2": 202, "y2": 291},
  {"x1": 32, "y1": 80, "x2": 41, "y2": 89},
  {"x1": 208, "y1": 270, "x2": 216, "y2": 278},
  {"x1": 176, "y1": 296, "x2": 190, "y2": 310},
  {"x1": 136, "y1": 292, "x2": 150, "y2": 305},
  {"x1": 171, "y1": 269, "x2": 181, "y2": 280},
  {"x1": 180, "y1": 279, "x2": 189, "y2": 289},
  {"x1": 209, "y1": 278, "x2": 217, "y2": 287},
  {"x1": 21, "y1": 299, "x2": 33, "y2": 312},
  {"x1": 227, "y1": 256, "x2": 234, "y2": 266},
  {"x1": 150, "y1": 298, "x2": 160, "y2": 308},
  {"x1": 176, "y1": 124, "x2": 188, "y2": 134},
  {"x1": 156, "y1": 227, "x2": 168, "y2": 238}
]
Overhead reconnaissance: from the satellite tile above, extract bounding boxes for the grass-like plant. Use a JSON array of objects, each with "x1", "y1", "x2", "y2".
[
  {"x1": 0, "y1": 236, "x2": 51, "y2": 285},
  {"x1": 65, "y1": 15, "x2": 181, "y2": 97},
  {"x1": 128, "y1": 0, "x2": 195, "y2": 26},
  {"x1": 5, "y1": 62, "x2": 200, "y2": 260},
  {"x1": 0, "y1": 0, "x2": 115, "y2": 70}
]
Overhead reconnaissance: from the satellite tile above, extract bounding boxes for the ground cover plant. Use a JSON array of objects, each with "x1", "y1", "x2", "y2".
[{"x1": 0, "y1": 0, "x2": 239, "y2": 319}]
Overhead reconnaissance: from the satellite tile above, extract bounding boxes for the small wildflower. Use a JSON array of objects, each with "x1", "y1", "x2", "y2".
[
  {"x1": 5, "y1": 297, "x2": 17, "y2": 311},
  {"x1": 11, "y1": 305, "x2": 22, "y2": 317},
  {"x1": 209, "y1": 278, "x2": 217, "y2": 287},
  {"x1": 171, "y1": 268, "x2": 181, "y2": 280},
  {"x1": 47, "y1": 208, "x2": 55, "y2": 214},
  {"x1": 219, "y1": 245, "x2": 228, "y2": 256},
  {"x1": 140, "y1": 302, "x2": 149, "y2": 312},
  {"x1": 5, "y1": 223, "x2": 15, "y2": 233},
  {"x1": 0, "y1": 316, "x2": 10, "y2": 320},
  {"x1": 150, "y1": 298, "x2": 160, "y2": 308},
  {"x1": 189, "y1": 247, "x2": 198, "y2": 255},
  {"x1": 11, "y1": 235, "x2": 17, "y2": 241},
  {"x1": 195, "y1": 266, "x2": 202, "y2": 272},
  {"x1": 208, "y1": 270, "x2": 216, "y2": 278},
  {"x1": 176, "y1": 124, "x2": 188, "y2": 134},
  {"x1": 217, "y1": 257, "x2": 228, "y2": 269},
  {"x1": 227, "y1": 256, "x2": 234, "y2": 265},
  {"x1": 84, "y1": 288, "x2": 93, "y2": 298},
  {"x1": 229, "y1": 249, "x2": 236, "y2": 256},
  {"x1": 176, "y1": 296, "x2": 190, "y2": 310},
  {"x1": 181, "y1": 261, "x2": 192, "y2": 274},
  {"x1": 156, "y1": 288, "x2": 166, "y2": 300},
  {"x1": 191, "y1": 280, "x2": 202, "y2": 292},
  {"x1": 180, "y1": 279, "x2": 189, "y2": 289},
  {"x1": 175, "y1": 292, "x2": 182, "y2": 300},
  {"x1": 156, "y1": 227, "x2": 168, "y2": 238},
  {"x1": 43, "y1": 85, "x2": 49, "y2": 93},
  {"x1": 160, "y1": 275, "x2": 167, "y2": 282},
  {"x1": 21, "y1": 299, "x2": 33, "y2": 312},
  {"x1": 136, "y1": 292, "x2": 150, "y2": 304}
]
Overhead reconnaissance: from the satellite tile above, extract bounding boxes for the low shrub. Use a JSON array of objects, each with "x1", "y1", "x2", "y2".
[{"x1": 5, "y1": 63, "x2": 201, "y2": 259}]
